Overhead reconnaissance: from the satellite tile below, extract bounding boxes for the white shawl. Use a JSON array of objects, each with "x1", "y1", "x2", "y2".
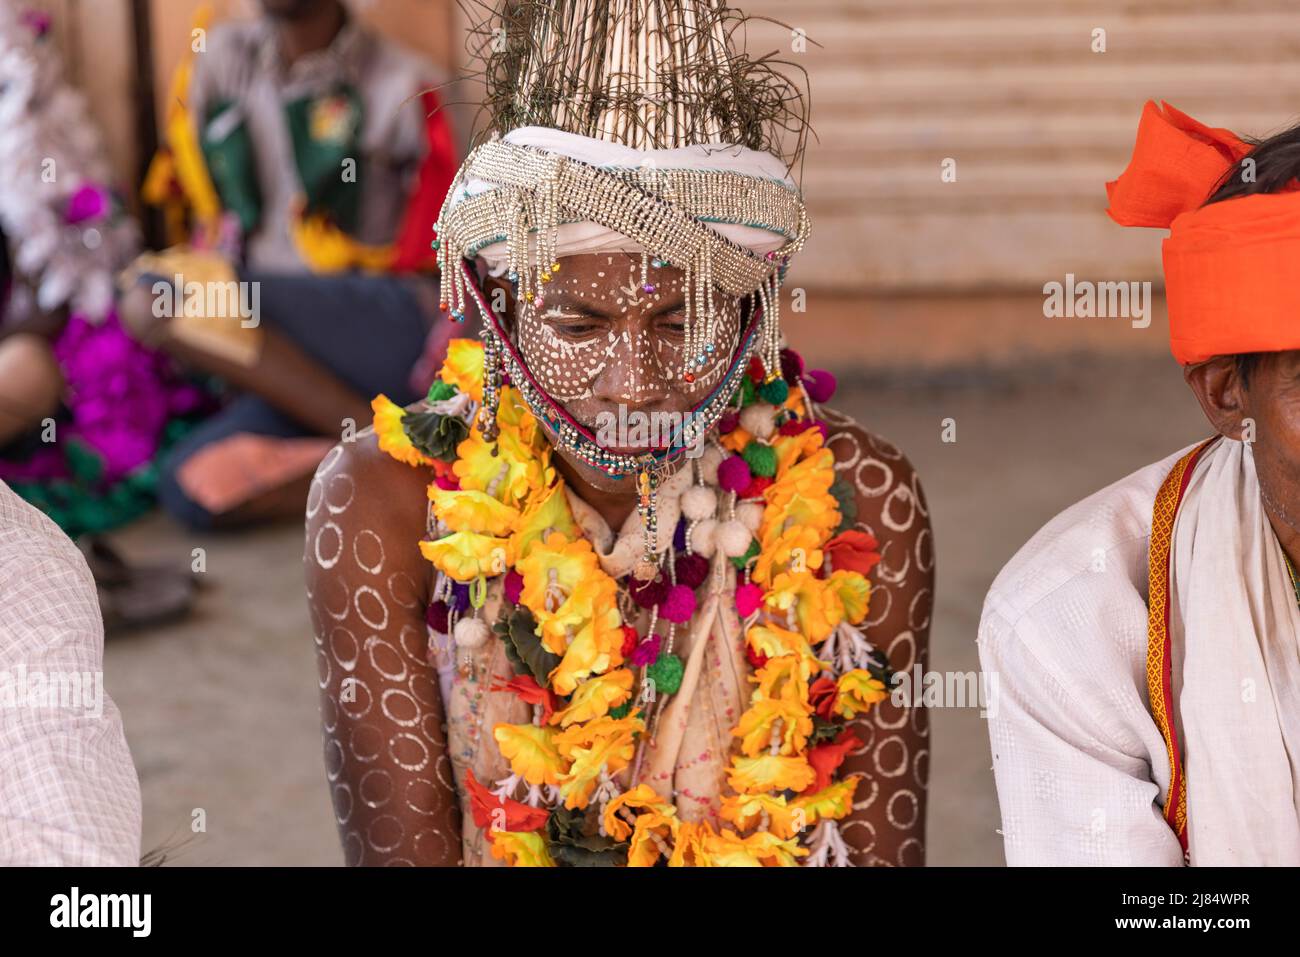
[{"x1": 1169, "y1": 437, "x2": 1300, "y2": 864}]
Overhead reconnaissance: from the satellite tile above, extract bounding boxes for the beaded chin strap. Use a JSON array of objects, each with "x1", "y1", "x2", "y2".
[{"x1": 459, "y1": 259, "x2": 765, "y2": 580}]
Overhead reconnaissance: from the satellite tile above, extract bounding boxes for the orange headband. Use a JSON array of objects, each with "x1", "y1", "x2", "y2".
[{"x1": 1106, "y1": 101, "x2": 1300, "y2": 365}]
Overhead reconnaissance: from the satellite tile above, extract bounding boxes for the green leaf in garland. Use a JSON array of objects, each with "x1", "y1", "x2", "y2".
[
  {"x1": 729, "y1": 538, "x2": 760, "y2": 570},
  {"x1": 402, "y1": 408, "x2": 468, "y2": 461},
  {"x1": 608, "y1": 701, "x2": 632, "y2": 720},
  {"x1": 829, "y1": 477, "x2": 858, "y2": 535},
  {"x1": 493, "y1": 606, "x2": 561, "y2": 686},
  {"x1": 545, "y1": 806, "x2": 628, "y2": 867},
  {"x1": 809, "y1": 715, "x2": 844, "y2": 745},
  {"x1": 426, "y1": 379, "x2": 457, "y2": 402}
]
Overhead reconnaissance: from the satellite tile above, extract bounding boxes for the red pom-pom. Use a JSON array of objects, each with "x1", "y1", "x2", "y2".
[
  {"x1": 628, "y1": 573, "x2": 668, "y2": 609},
  {"x1": 780, "y1": 348, "x2": 805, "y2": 383},
  {"x1": 674, "y1": 553, "x2": 710, "y2": 589},
  {"x1": 746, "y1": 356, "x2": 765, "y2": 383},
  {"x1": 778, "y1": 418, "x2": 812, "y2": 437},
  {"x1": 504, "y1": 570, "x2": 524, "y2": 604},
  {"x1": 660, "y1": 584, "x2": 697, "y2": 623},
  {"x1": 717, "y1": 411, "x2": 740, "y2": 434},
  {"x1": 425, "y1": 600, "x2": 450, "y2": 633},
  {"x1": 717, "y1": 455, "x2": 752, "y2": 493},
  {"x1": 735, "y1": 582, "x2": 763, "y2": 617},
  {"x1": 803, "y1": 369, "x2": 837, "y2": 403},
  {"x1": 742, "y1": 476, "x2": 772, "y2": 500},
  {"x1": 620, "y1": 624, "x2": 639, "y2": 658}
]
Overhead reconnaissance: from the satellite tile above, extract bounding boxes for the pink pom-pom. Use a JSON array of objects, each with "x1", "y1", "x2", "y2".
[
  {"x1": 812, "y1": 419, "x2": 830, "y2": 440},
  {"x1": 504, "y1": 569, "x2": 524, "y2": 604},
  {"x1": 735, "y1": 583, "x2": 763, "y2": 617},
  {"x1": 435, "y1": 474, "x2": 460, "y2": 490},
  {"x1": 630, "y1": 633, "x2": 662, "y2": 667},
  {"x1": 660, "y1": 584, "x2": 697, "y2": 623},
  {"x1": 717, "y1": 455, "x2": 752, "y2": 493},
  {"x1": 803, "y1": 369, "x2": 837, "y2": 404}
]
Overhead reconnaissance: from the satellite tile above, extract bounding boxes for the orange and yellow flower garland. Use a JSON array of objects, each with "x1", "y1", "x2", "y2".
[{"x1": 372, "y1": 339, "x2": 890, "y2": 866}]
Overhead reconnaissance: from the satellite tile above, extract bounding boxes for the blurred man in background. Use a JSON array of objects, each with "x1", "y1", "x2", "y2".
[{"x1": 122, "y1": 0, "x2": 458, "y2": 529}]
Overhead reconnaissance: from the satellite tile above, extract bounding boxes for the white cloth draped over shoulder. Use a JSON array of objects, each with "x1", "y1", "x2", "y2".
[{"x1": 980, "y1": 438, "x2": 1300, "y2": 866}]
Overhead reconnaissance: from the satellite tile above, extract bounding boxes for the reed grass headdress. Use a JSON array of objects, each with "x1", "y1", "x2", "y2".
[{"x1": 434, "y1": 0, "x2": 811, "y2": 475}]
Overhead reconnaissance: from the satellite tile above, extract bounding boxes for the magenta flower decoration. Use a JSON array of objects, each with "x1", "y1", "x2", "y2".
[{"x1": 65, "y1": 183, "x2": 110, "y2": 225}]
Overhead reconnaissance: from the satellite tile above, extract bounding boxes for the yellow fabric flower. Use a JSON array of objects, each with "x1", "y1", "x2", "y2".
[
  {"x1": 772, "y1": 425, "x2": 825, "y2": 478},
  {"x1": 547, "y1": 613, "x2": 625, "y2": 696},
  {"x1": 732, "y1": 695, "x2": 813, "y2": 756},
  {"x1": 719, "y1": 793, "x2": 803, "y2": 840},
  {"x1": 550, "y1": 668, "x2": 634, "y2": 728},
  {"x1": 668, "y1": 820, "x2": 717, "y2": 867},
  {"x1": 371, "y1": 394, "x2": 433, "y2": 468},
  {"x1": 752, "y1": 655, "x2": 811, "y2": 708},
  {"x1": 518, "y1": 533, "x2": 622, "y2": 666},
  {"x1": 488, "y1": 830, "x2": 555, "y2": 867},
  {"x1": 752, "y1": 524, "x2": 826, "y2": 587},
  {"x1": 835, "y1": 669, "x2": 889, "y2": 719},
  {"x1": 492, "y1": 723, "x2": 565, "y2": 786},
  {"x1": 746, "y1": 623, "x2": 827, "y2": 680},
  {"x1": 705, "y1": 828, "x2": 807, "y2": 867},
  {"x1": 454, "y1": 426, "x2": 548, "y2": 509},
  {"x1": 827, "y1": 569, "x2": 871, "y2": 625},
  {"x1": 627, "y1": 808, "x2": 678, "y2": 867},
  {"x1": 761, "y1": 455, "x2": 840, "y2": 548},
  {"x1": 509, "y1": 482, "x2": 578, "y2": 565},
  {"x1": 439, "y1": 338, "x2": 484, "y2": 403},
  {"x1": 495, "y1": 385, "x2": 543, "y2": 449},
  {"x1": 764, "y1": 572, "x2": 843, "y2": 643},
  {"x1": 419, "y1": 531, "x2": 510, "y2": 582},
  {"x1": 427, "y1": 486, "x2": 520, "y2": 537},
  {"x1": 727, "y1": 753, "x2": 817, "y2": 795},
  {"x1": 602, "y1": 784, "x2": 677, "y2": 842},
  {"x1": 793, "y1": 777, "x2": 860, "y2": 827},
  {"x1": 554, "y1": 714, "x2": 641, "y2": 809}
]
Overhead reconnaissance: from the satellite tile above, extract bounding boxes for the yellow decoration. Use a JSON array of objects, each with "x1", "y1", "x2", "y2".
[
  {"x1": 492, "y1": 723, "x2": 564, "y2": 786},
  {"x1": 488, "y1": 831, "x2": 556, "y2": 867},
  {"x1": 551, "y1": 669, "x2": 634, "y2": 727},
  {"x1": 440, "y1": 339, "x2": 486, "y2": 404},
  {"x1": 727, "y1": 754, "x2": 817, "y2": 794},
  {"x1": 419, "y1": 531, "x2": 510, "y2": 582},
  {"x1": 371, "y1": 395, "x2": 433, "y2": 468},
  {"x1": 834, "y1": 669, "x2": 889, "y2": 719}
]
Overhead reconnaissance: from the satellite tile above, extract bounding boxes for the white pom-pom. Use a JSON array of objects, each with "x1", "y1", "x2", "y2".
[
  {"x1": 454, "y1": 617, "x2": 491, "y2": 649},
  {"x1": 681, "y1": 485, "x2": 718, "y2": 521},
  {"x1": 739, "y1": 403, "x2": 777, "y2": 441},
  {"x1": 691, "y1": 518, "x2": 719, "y2": 558},
  {"x1": 700, "y1": 445, "x2": 725, "y2": 485},
  {"x1": 736, "y1": 502, "x2": 764, "y2": 533},
  {"x1": 718, "y1": 519, "x2": 753, "y2": 558}
]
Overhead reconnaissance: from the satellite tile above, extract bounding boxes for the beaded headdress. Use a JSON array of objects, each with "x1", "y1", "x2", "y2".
[{"x1": 433, "y1": 0, "x2": 812, "y2": 577}]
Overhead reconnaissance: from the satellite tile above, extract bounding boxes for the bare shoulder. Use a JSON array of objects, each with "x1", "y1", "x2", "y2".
[
  {"x1": 305, "y1": 425, "x2": 433, "y2": 575},
  {"x1": 819, "y1": 406, "x2": 931, "y2": 546}
]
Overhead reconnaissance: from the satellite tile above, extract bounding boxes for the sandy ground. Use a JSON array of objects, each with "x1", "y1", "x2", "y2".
[{"x1": 102, "y1": 350, "x2": 1210, "y2": 866}]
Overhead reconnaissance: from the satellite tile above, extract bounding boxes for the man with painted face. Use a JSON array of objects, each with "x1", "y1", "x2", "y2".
[
  {"x1": 982, "y1": 102, "x2": 1300, "y2": 866},
  {"x1": 306, "y1": 0, "x2": 933, "y2": 867}
]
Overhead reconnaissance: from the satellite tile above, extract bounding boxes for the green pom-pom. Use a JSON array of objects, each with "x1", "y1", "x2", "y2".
[
  {"x1": 730, "y1": 539, "x2": 760, "y2": 570},
  {"x1": 741, "y1": 442, "x2": 777, "y2": 478},
  {"x1": 608, "y1": 702, "x2": 632, "y2": 720},
  {"x1": 758, "y1": 377, "x2": 789, "y2": 405},
  {"x1": 426, "y1": 380, "x2": 456, "y2": 402},
  {"x1": 645, "y1": 653, "x2": 684, "y2": 696},
  {"x1": 740, "y1": 377, "x2": 756, "y2": 406}
]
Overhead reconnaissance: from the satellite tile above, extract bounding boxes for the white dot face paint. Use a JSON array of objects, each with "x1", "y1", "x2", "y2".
[{"x1": 510, "y1": 253, "x2": 743, "y2": 407}]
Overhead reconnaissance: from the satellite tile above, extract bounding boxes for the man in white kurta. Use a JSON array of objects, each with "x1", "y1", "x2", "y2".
[
  {"x1": 980, "y1": 447, "x2": 1190, "y2": 866},
  {"x1": 0, "y1": 479, "x2": 142, "y2": 864}
]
